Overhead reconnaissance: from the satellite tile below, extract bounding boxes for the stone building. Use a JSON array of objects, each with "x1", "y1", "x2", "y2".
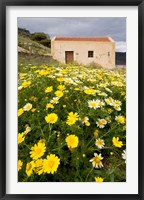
[{"x1": 51, "y1": 36, "x2": 115, "y2": 69}]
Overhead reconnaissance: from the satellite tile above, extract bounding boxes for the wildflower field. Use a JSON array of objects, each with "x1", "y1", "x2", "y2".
[{"x1": 18, "y1": 63, "x2": 126, "y2": 182}]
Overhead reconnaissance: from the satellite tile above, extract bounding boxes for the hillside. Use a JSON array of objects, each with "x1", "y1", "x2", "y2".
[{"x1": 18, "y1": 28, "x2": 51, "y2": 55}]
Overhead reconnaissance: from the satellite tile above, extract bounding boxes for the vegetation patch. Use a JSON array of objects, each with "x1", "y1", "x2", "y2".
[{"x1": 18, "y1": 62, "x2": 126, "y2": 182}]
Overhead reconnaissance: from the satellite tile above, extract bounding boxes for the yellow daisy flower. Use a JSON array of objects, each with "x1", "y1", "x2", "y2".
[
  {"x1": 95, "y1": 177, "x2": 104, "y2": 182},
  {"x1": 57, "y1": 77, "x2": 64, "y2": 82},
  {"x1": 22, "y1": 81, "x2": 31, "y2": 88},
  {"x1": 61, "y1": 69, "x2": 67, "y2": 74},
  {"x1": 35, "y1": 159, "x2": 44, "y2": 175},
  {"x1": 46, "y1": 103, "x2": 54, "y2": 110},
  {"x1": 18, "y1": 108, "x2": 24, "y2": 117},
  {"x1": 57, "y1": 85, "x2": 66, "y2": 91},
  {"x1": 18, "y1": 133, "x2": 25, "y2": 144},
  {"x1": 39, "y1": 70, "x2": 49, "y2": 76},
  {"x1": 31, "y1": 108, "x2": 36, "y2": 112},
  {"x1": 66, "y1": 112, "x2": 79, "y2": 126},
  {"x1": 55, "y1": 90, "x2": 63, "y2": 98},
  {"x1": 18, "y1": 160, "x2": 23, "y2": 171},
  {"x1": 45, "y1": 113, "x2": 58, "y2": 124},
  {"x1": 112, "y1": 137, "x2": 123, "y2": 148},
  {"x1": 30, "y1": 141, "x2": 46, "y2": 160},
  {"x1": 43, "y1": 154, "x2": 60, "y2": 174},
  {"x1": 65, "y1": 134, "x2": 79, "y2": 149},
  {"x1": 26, "y1": 161, "x2": 35, "y2": 176},
  {"x1": 74, "y1": 87, "x2": 80, "y2": 91},
  {"x1": 45, "y1": 86, "x2": 53, "y2": 93},
  {"x1": 84, "y1": 89, "x2": 96, "y2": 95}
]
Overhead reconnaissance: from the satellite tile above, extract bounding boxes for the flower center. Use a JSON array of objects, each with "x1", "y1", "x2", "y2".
[
  {"x1": 50, "y1": 116, "x2": 55, "y2": 121},
  {"x1": 48, "y1": 160, "x2": 55, "y2": 168},
  {"x1": 69, "y1": 138, "x2": 74, "y2": 145},
  {"x1": 97, "y1": 141, "x2": 103, "y2": 146},
  {"x1": 36, "y1": 148, "x2": 42, "y2": 154},
  {"x1": 94, "y1": 156, "x2": 101, "y2": 164},
  {"x1": 115, "y1": 140, "x2": 119, "y2": 145},
  {"x1": 98, "y1": 121, "x2": 103, "y2": 126},
  {"x1": 26, "y1": 105, "x2": 31, "y2": 110},
  {"x1": 90, "y1": 102, "x2": 97, "y2": 107}
]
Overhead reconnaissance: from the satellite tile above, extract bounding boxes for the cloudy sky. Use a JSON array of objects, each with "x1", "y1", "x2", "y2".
[{"x1": 18, "y1": 17, "x2": 126, "y2": 52}]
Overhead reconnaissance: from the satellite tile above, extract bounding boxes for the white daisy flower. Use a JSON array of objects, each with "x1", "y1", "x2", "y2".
[
  {"x1": 105, "y1": 97, "x2": 114, "y2": 106},
  {"x1": 18, "y1": 86, "x2": 23, "y2": 91},
  {"x1": 96, "y1": 119, "x2": 107, "y2": 128},
  {"x1": 90, "y1": 153, "x2": 104, "y2": 168},
  {"x1": 50, "y1": 97, "x2": 59, "y2": 104},
  {"x1": 114, "y1": 106, "x2": 121, "y2": 111},
  {"x1": 105, "y1": 87, "x2": 112, "y2": 93},
  {"x1": 122, "y1": 150, "x2": 126, "y2": 163},
  {"x1": 98, "y1": 92, "x2": 108, "y2": 97},
  {"x1": 95, "y1": 138, "x2": 105, "y2": 149},
  {"x1": 81, "y1": 116, "x2": 89, "y2": 124},
  {"x1": 113, "y1": 100, "x2": 122, "y2": 107},
  {"x1": 98, "y1": 101, "x2": 105, "y2": 107},
  {"x1": 23, "y1": 103, "x2": 32, "y2": 111},
  {"x1": 88, "y1": 100, "x2": 100, "y2": 109}
]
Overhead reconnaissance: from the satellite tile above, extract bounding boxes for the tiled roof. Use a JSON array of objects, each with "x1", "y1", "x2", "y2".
[{"x1": 54, "y1": 37, "x2": 113, "y2": 42}]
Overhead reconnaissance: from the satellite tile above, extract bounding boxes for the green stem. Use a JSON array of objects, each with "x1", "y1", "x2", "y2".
[
  {"x1": 88, "y1": 146, "x2": 115, "y2": 152},
  {"x1": 85, "y1": 168, "x2": 93, "y2": 182},
  {"x1": 23, "y1": 142, "x2": 30, "y2": 150},
  {"x1": 40, "y1": 127, "x2": 45, "y2": 138},
  {"x1": 101, "y1": 125, "x2": 118, "y2": 139},
  {"x1": 47, "y1": 124, "x2": 52, "y2": 144},
  {"x1": 103, "y1": 146, "x2": 115, "y2": 149},
  {"x1": 48, "y1": 123, "x2": 52, "y2": 135},
  {"x1": 51, "y1": 143, "x2": 65, "y2": 151},
  {"x1": 86, "y1": 136, "x2": 95, "y2": 147},
  {"x1": 75, "y1": 166, "x2": 83, "y2": 182}
]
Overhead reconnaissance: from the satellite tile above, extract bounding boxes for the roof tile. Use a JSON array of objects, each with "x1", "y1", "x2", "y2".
[{"x1": 54, "y1": 37, "x2": 112, "y2": 42}]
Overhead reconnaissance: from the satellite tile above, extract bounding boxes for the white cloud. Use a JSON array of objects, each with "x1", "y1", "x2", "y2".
[{"x1": 116, "y1": 41, "x2": 126, "y2": 52}]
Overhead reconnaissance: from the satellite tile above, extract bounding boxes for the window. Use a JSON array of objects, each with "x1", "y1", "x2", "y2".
[
  {"x1": 108, "y1": 52, "x2": 110, "y2": 56},
  {"x1": 88, "y1": 51, "x2": 94, "y2": 57}
]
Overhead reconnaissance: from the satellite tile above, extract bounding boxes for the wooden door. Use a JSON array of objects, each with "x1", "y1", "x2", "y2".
[{"x1": 65, "y1": 51, "x2": 74, "y2": 63}]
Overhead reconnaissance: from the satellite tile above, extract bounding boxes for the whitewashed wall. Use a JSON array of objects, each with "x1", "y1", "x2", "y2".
[{"x1": 51, "y1": 39, "x2": 115, "y2": 69}]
